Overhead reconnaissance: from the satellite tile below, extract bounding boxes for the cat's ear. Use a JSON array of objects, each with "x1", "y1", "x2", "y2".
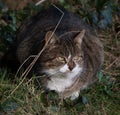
[
  {"x1": 45, "y1": 31, "x2": 59, "y2": 44},
  {"x1": 74, "y1": 29, "x2": 86, "y2": 45}
]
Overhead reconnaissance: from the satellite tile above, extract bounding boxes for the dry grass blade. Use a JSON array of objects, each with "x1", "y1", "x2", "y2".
[
  {"x1": 6, "y1": 4, "x2": 64, "y2": 99},
  {"x1": 20, "y1": 4, "x2": 64, "y2": 79},
  {"x1": 105, "y1": 56, "x2": 120, "y2": 70},
  {"x1": 35, "y1": 0, "x2": 46, "y2": 6},
  {"x1": 15, "y1": 55, "x2": 36, "y2": 78}
]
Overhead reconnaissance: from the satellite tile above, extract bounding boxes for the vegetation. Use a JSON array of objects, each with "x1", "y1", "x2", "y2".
[{"x1": 0, "y1": 0, "x2": 120, "y2": 114}]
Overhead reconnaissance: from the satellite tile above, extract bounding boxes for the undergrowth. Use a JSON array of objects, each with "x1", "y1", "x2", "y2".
[{"x1": 0, "y1": 69, "x2": 119, "y2": 114}]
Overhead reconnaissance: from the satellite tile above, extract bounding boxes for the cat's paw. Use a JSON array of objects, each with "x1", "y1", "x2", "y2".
[{"x1": 70, "y1": 91, "x2": 80, "y2": 100}]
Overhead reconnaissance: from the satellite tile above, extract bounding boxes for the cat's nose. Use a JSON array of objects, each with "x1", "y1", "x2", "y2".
[{"x1": 68, "y1": 61, "x2": 75, "y2": 71}]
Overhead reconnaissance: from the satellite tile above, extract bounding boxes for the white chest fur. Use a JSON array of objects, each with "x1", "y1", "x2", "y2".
[{"x1": 46, "y1": 64, "x2": 83, "y2": 93}]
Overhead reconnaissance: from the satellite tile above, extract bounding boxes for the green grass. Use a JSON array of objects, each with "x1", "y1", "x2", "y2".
[{"x1": 0, "y1": 69, "x2": 120, "y2": 114}]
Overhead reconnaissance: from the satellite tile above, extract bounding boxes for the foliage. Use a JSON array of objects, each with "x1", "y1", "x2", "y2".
[
  {"x1": 0, "y1": 69, "x2": 119, "y2": 114},
  {"x1": 0, "y1": 4, "x2": 42, "y2": 52},
  {"x1": 0, "y1": 0, "x2": 119, "y2": 52},
  {"x1": 59, "y1": 0, "x2": 119, "y2": 29}
]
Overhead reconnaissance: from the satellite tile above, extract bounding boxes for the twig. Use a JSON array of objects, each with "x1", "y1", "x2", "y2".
[
  {"x1": 105, "y1": 56, "x2": 120, "y2": 70},
  {"x1": 6, "y1": 73, "x2": 27, "y2": 100},
  {"x1": 21, "y1": 4, "x2": 64, "y2": 79},
  {"x1": 15, "y1": 55, "x2": 36, "y2": 78},
  {"x1": 102, "y1": 70, "x2": 120, "y2": 76},
  {"x1": 7, "y1": 5, "x2": 64, "y2": 99},
  {"x1": 35, "y1": 0, "x2": 46, "y2": 6}
]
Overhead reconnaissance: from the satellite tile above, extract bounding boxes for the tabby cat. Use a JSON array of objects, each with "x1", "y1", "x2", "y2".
[{"x1": 2, "y1": 6, "x2": 104, "y2": 100}]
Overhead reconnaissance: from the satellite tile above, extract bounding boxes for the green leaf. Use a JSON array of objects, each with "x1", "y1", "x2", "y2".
[
  {"x1": 1, "y1": 99, "x2": 19, "y2": 113},
  {"x1": 82, "y1": 96, "x2": 88, "y2": 104},
  {"x1": 98, "y1": 6, "x2": 112, "y2": 29},
  {"x1": 97, "y1": 71, "x2": 103, "y2": 82},
  {"x1": 50, "y1": 106, "x2": 59, "y2": 113}
]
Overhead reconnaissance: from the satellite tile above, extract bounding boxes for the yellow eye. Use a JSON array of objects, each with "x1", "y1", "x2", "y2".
[
  {"x1": 73, "y1": 56, "x2": 82, "y2": 61},
  {"x1": 56, "y1": 57, "x2": 65, "y2": 62}
]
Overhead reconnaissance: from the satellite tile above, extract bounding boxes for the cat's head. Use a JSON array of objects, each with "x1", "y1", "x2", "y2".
[{"x1": 39, "y1": 30, "x2": 85, "y2": 77}]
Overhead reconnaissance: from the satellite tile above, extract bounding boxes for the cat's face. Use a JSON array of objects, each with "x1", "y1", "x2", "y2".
[{"x1": 39, "y1": 30, "x2": 85, "y2": 77}]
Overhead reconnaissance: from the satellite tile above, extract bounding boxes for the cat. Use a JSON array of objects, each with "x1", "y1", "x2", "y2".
[{"x1": 1, "y1": 6, "x2": 104, "y2": 100}]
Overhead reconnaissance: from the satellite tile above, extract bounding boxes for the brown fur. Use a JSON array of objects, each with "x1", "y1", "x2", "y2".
[{"x1": 15, "y1": 6, "x2": 104, "y2": 99}]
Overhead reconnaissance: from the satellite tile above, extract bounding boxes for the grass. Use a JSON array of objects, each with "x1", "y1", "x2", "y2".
[
  {"x1": 0, "y1": 0, "x2": 120, "y2": 115},
  {"x1": 0, "y1": 69, "x2": 120, "y2": 114}
]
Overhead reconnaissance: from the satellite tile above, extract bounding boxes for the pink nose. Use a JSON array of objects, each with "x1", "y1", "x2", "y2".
[{"x1": 68, "y1": 61, "x2": 75, "y2": 71}]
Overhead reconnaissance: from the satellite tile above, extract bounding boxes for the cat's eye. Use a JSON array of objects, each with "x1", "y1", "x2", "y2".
[
  {"x1": 73, "y1": 56, "x2": 82, "y2": 61},
  {"x1": 56, "y1": 57, "x2": 65, "y2": 62}
]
